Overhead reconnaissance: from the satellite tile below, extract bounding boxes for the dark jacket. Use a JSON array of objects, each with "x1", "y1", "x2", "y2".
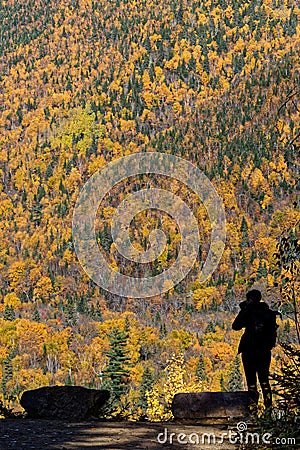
[{"x1": 232, "y1": 301, "x2": 277, "y2": 354}]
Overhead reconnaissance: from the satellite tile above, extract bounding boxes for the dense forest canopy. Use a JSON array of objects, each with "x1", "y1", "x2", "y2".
[{"x1": 0, "y1": 0, "x2": 299, "y2": 418}]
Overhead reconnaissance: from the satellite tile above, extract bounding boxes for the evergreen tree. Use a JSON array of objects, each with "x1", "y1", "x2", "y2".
[
  {"x1": 3, "y1": 305, "x2": 15, "y2": 321},
  {"x1": 256, "y1": 259, "x2": 268, "y2": 279},
  {"x1": 204, "y1": 321, "x2": 216, "y2": 334},
  {"x1": 45, "y1": 163, "x2": 53, "y2": 180},
  {"x1": 250, "y1": 250, "x2": 257, "y2": 264},
  {"x1": 228, "y1": 355, "x2": 243, "y2": 391},
  {"x1": 32, "y1": 306, "x2": 41, "y2": 322},
  {"x1": 77, "y1": 295, "x2": 87, "y2": 314},
  {"x1": 240, "y1": 252, "x2": 246, "y2": 275},
  {"x1": 1, "y1": 348, "x2": 16, "y2": 405},
  {"x1": 100, "y1": 223, "x2": 113, "y2": 252},
  {"x1": 210, "y1": 297, "x2": 217, "y2": 311},
  {"x1": 1, "y1": 359, "x2": 12, "y2": 405},
  {"x1": 159, "y1": 322, "x2": 167, "y2": 338},
  {"x1": 89, "y1": 302, "x2": 103, "y2": 321},
  {"x1": 64, "y1": 371, "x2": 73, "y2": 386},
  {"x1": 102, "y1": 327, "x2": 130, "y2": 403},
  {"x1": 240, "y1": 217, "x2": 249, "y2": 247},
  {"x1": 138, "y1": 366, "x2": 155, "y2": 416},
  {"x1": 65, "y1": 299, "x2": 78, "y2": 326},
  {"x1": 196, "y1": 354, "x2": 207, "y2": 382},
  {"x1": 197, "y1": 333, "x2": 204, "y2": 346}
]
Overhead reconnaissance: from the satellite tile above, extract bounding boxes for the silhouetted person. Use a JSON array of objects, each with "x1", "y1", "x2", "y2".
[{"x1": 232, "y1": 289, "x2": 278, "y2": 413}]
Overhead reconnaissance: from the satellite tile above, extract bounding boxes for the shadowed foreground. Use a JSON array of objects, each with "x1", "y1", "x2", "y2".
[{"x1": 0, "y1": 420, "x2": 240, "y2": 449}]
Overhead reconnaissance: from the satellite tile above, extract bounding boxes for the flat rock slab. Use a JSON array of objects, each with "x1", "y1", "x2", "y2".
[
  {"x1": 172, "y1": 391, "x2": 250, "y2": 419},
  {"x1": 20, "y1": 386, "x2": 110, "y2": 420}
]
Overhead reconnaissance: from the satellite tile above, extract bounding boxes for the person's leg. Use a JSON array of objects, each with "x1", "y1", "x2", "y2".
[
  {"x1": 242, "y1": 352, "x2": 259, "y2": 412},
  {"x1": 257, "y1": 350, "x2": 272, "y2": 409}
]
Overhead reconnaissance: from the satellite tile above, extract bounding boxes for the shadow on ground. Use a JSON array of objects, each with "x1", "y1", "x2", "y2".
[{"x1": 0, "y1": 419, "x2": 239, "y2": 449}]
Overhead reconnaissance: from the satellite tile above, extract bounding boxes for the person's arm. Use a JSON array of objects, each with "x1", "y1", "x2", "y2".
[{"x1": 232, "y1": 301, "x2": 248, "y2": 330}]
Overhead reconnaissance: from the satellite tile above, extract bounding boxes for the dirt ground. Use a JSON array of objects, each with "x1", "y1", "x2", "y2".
[{"x1": 0, "y1": 420, "x2": 242, "y2": 450}]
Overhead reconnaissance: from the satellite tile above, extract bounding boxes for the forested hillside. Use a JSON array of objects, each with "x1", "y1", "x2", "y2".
[{"x1": 0, "y1": 0, "x2": 299, "y2": 419}]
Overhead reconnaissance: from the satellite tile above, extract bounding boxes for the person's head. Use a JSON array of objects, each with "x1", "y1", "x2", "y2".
[{"x1": 246, "y1": 289, "x2": 262, "y2": 304}]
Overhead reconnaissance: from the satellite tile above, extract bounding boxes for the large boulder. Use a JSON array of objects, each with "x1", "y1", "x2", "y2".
[
  {"x1": 20, "y1": 386, "x2": 110, "y2": 420},
  {"x1": 172, "y1": 392, "x2": 250, "y2": 419}
]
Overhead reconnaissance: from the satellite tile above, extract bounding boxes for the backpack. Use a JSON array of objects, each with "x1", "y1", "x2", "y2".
[{"x1": 247, "y1": 308, "x2": 279, "y2": 349}]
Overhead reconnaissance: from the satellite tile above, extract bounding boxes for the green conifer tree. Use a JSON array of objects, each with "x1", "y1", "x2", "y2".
[
  {"x1": 205, "y1": 321, "x2": 216, "y2": 334},
  {"x1": 1, "y1": 348, "x2": 16, "y2": 405},
  {"x1": 138, "y1": 366, "x2": 155, "y2": 416},
  {"x1": 32, "y1": 306, "x2": 41, "y2": 322},
  {"x1": 100, "y1": 223, "x2": 113, "y2": 252},
  {"x1": 3, "y1": 305, "x2": 15, "y2": 321},
  {"x1": 89, "y1": 302, "x2": 103, "y2": 321},
  {"x1": 228, "y1": 355, "x2": 243, "y2": 391},
  {"x1": 196, "y1": 354, "x2": 207, "y2": 381},
  {"x1": 102, "y1": 327, "x2": 130, "y2": 403},
  {"x1": 240, "y1": 216, "x2": 249, "y2": 248},
  {"x1": 64, "y1": 371, "x2": 73, "y2": 386}
]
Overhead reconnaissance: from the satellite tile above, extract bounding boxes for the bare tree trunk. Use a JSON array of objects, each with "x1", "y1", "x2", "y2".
[{"x1": 292, "y1": 286, "x2": 300, "y2": 345}]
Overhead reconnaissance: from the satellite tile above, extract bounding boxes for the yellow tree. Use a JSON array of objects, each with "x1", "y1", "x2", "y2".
[{"x1": 146, "y1": 352, "x2": 186, "y2": 421}]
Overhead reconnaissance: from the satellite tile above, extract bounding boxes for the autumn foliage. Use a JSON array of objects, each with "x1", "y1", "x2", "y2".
[{"x1": 0, "y1": 0, "x2": 299, "y2": 418}]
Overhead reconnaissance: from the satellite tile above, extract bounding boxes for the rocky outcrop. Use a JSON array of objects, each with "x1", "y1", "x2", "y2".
[
  {"x1": 20, "y1": 386, "x2": 110, "y2": 420},
  {"x1": 172, "y1": 391, "x2": 250, "y2": 419}
]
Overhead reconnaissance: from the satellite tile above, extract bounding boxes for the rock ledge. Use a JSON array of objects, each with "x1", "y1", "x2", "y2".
[
  {"x1": 20, "y1": 386, "x2": 110, "y2": 420},
  {"x1": 172, "y1": 391, "x2": 250, "y2": 419}
]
